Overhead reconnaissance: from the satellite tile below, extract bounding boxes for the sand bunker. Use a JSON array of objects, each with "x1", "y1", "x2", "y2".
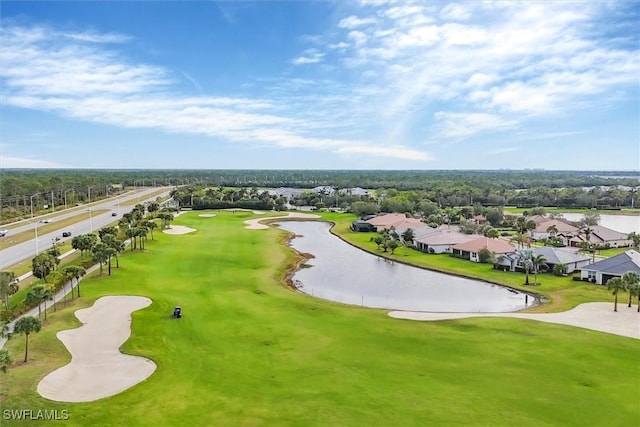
[
  {"x1": 162, "y1": 225, "x2": 197, "y2": 235},
  {"x1": 198, "y1": 213, "x2": 217, "y2": 217},
  {"x1": 389, "y1": 302, "x2": 639, "y2": 340},
  {"x1": 244, "y1": 212, "x2": 320, "y2": 230},
  {"x1": 37, "y1": 296, "x2": 157, "y2": 402}
]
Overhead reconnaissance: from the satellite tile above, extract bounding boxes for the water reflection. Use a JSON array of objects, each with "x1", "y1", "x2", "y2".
[
  {"x1": 558, "y1": 213, "x2": 639, "y2": 234},
  {"x1": 278, "y1": 221, "x2": 534, "y2": 313}
]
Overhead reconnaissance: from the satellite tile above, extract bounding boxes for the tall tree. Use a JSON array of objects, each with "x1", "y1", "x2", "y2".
[
  {"x1": 101, "y1": 234, "x2": 124, "y2": 269},
  {"x1": 91, "y1": 243, "x2": 111, "y2": 276},
  {"x1": 517, "y1": 250, "x2": 534, "y2": 285},
  {"x1": 531, "y1": 254, "x2": 547, "y2": 286},
  {"x1": 606, "y1": 277, "x2": 625, "y2": 312},
  {"x1": 621, "y1": 271, "x2": 640, "y2": 308},
  {"x1": 0, "y1": 271, "x2": 19, "y2": 310},
  {"x1": 60, "y1": 265, "x2": 86, "y2": 298},
  {"x1": 31, "y1": 253, "x2": 56, "y2": 282},
  {"x1": 13, "y1": 316, "x2": 42, "y2": 363}
]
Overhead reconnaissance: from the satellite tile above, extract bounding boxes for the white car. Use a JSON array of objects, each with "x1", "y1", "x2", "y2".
[
  {"x1": 0, "y1": 229, "x2": 8, "y2": 237},
  {"x1": 39, "y1": 219, "x2": 52, "y2": 223}
]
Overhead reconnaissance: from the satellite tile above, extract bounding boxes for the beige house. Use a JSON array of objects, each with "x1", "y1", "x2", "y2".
[
  {"x1": 452, "y1": 238, "x2": 516, "y2": 263},
  {"x1": 414, "y1": 229, "x2": 480, "y2": 254}
]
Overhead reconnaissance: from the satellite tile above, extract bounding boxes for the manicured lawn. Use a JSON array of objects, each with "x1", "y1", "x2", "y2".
[{"x1": 1, "y1": 210, "x2": 638, "y2": 426}]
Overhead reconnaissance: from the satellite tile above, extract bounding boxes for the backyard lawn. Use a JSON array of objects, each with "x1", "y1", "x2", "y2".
[{"x1": 1, "y1": 210, "x2": 638, "y2": 426}]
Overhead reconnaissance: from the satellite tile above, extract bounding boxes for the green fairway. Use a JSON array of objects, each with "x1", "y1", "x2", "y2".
[{"x1": 1, "y1": 210, "x2": 638, "y2": 426}]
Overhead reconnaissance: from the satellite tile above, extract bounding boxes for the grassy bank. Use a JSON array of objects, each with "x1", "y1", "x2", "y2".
[{"x1": 1, "y1": 210, "x2": 638, "y2": 426}]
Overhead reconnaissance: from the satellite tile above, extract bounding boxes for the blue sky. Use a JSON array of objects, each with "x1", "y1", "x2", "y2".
[{"x1": 1, "y1": 0, "x2": 638, "y2": 170}]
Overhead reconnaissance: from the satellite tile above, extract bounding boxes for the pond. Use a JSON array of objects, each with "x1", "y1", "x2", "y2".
[
  {"x1": 277, "y1": 221, "x2": 534, "y2": 313},
  {"x1": 558, "y1": 213, "x2": 639, "y2": 234}
]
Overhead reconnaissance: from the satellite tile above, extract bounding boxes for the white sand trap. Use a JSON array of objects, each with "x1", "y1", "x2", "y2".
[
  {"x1": 38, "y1": 296, "x2": 156, "y2": 402},
  {"x1": 244, "y1": 212, "x2": 320, "y2": 230},
  {"x1": 198, "y1": 213, "x2": 217, "y2": 217},
  {"x1": 162, "y1": 225, "x2": 197, "y2": 235},
  {"x1": 389, "y1": 302, "x2": 639, "y2": 340}
]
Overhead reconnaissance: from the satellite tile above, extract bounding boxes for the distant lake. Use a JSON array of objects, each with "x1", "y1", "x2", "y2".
[
  {"x1": 278, "y1": 221, "x2": 534, "y2": 313},
  {"x1": 559, "y1": 213, "x2": 639, "y2": 234}
]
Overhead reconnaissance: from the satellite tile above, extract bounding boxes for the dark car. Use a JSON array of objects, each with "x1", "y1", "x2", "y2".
[
  {"x1": 62, "y1": 231, "x2": 72, "y2": 237},
  {"x1": 111, "y1": 212, "x2": 118, "y2": 216}
]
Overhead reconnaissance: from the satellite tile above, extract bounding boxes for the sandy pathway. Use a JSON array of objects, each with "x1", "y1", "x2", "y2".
[
  {"x1": 389, "y1": 302, "x2": 639, "y2": 339},
  {"x1": 38, "y1": 296, "x2": 157, "y2": 402},
  {"x1": 244, "y1": 212, "x2": 320, "y2": 229}
]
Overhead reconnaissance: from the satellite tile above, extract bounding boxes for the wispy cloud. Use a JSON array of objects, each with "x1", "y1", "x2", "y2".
[
  {"x1": 292, "y1": 1, "x2": 638, "y2": 144},
  {"x1": 0, "y1": 23, "x2": 431, "y2": 162}
]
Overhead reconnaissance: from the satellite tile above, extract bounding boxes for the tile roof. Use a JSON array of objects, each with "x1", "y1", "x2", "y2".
[
  {"x1": 367, "y1": 213, "x2": 424, "y2": 230},
  {"x1": 534, "y1": 219, "x2": 579, "y2": 233},
  {"x1": 530, "y1": 247, "x2": 591, "y2": 265},
  {"x1": 415, "y1": 230, "x2": 481, "y2": 246},
  {"x1": 581, "y1": 250, "x2": 640, "y2": 275},
  {"x1": 452, "y1": 237, "x2": 516, "y2": 254}
]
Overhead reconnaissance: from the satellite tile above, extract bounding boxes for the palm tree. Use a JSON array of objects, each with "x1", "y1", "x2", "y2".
[
  {"x1": 531, "y1": 254, "x2": 547, "y2": 286},
  {"x1": 546, "y1": 224, "x2": 558, "y2": 237},
  {"x1": 71, "y1": 266, "x2": 86, "y2": 298},
  {"x1": 621, "y1": 271, "x2": 640, "y2": 308},
  {"x1": 387, "y1": 240, "x2": 400, "y2": 254},
  {"x1": 606, "y1": 277, "x2": 625, "y2": 312},
  {"x1": 13, "y1": 316, "x2": 42, "y2": 363},
  {"x1": 401, "y1": 228, "x2": 415, "y2": 246},
  {"x1": 146, "y1": 220, "x2": 158, "y2": 240},
  {"x1": 517, "y1": 250, "x2": 533, "y2": 285},
  {"x1": 552, "y1": 263, "x2": 567, "y2": 276},
  {"x1": 26, "y1": 285, "x2": 47, "y2": 320},
  {"x1": 627, "y1": 232, "x2": 640, "y2": 250},
  {"x1": 0, "y1": 271, "x2": 19, "y2": 310},
  {"x1": 101, "y1": 234, "x2": 124, "y2": 269},
  {"x1": 92, "y1": 242, "x2": 111, "y2": 275},
  {"x1": 510, "y1": 233, "x2": 530, "y2": 250}
]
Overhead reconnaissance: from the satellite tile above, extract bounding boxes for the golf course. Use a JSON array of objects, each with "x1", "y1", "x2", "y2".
[{"x1": 1, "y1": 210, "x2": 638, "y2": 426}]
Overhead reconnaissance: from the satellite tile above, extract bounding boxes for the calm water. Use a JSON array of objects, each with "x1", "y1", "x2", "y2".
[
  {"x1": 559, "y1": 213, "x2": 639, "y2": 234},
  {"x1": 278, "y1": 221, "x2": 534, "y2": 313}
]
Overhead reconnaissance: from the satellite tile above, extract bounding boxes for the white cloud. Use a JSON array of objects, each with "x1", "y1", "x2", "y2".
[
  {"x1": 338, "y1": 15, "x2": 376, "y2": 29},
  {"x1": 440, "y1": 3, "x2": 472, "y2": 21},
  {"x1": 1, "y1": 23, "x2": 435, "y2": 164},
  {"x1": 434, "y1": 112, "x2": 518, "y2": 139}
]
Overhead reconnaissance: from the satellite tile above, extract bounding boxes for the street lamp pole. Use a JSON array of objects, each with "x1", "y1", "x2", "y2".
[
  {"x1": 30, "y1": 193, "x2": 40, "y2": 254},
  {"x1": 87, "y1": 208, "x2": 93, "y2": 232},
  {"x1": 64, "y1": 189, "x2": 74, "y2": 210}
]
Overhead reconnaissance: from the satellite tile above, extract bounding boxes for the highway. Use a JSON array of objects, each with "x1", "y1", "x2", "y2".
[{"x1": 0, "y1": 187, "x2": 172, "y2": 270}]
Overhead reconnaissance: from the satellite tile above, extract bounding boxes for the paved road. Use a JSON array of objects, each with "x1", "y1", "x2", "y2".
[{"x1": 0, "y1": 187, "x2": 172, "y2": 269}]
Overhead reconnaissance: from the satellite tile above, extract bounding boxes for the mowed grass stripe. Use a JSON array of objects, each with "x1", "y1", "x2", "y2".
[{"x1": 1, "y1": 210, "x2": 638, "y2": 427}]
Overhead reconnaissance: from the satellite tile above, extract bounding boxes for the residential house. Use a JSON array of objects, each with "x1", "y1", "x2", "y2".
[
  {"x1": 452, "y1": 237, "x2": 516, "y2": 262},
  {"x1": 414, "y1": 229, "x2": 481, "y2": 254},
  {"x1": 568, "y1": 225, "x2": 632, "y2": 248},
  {"x1": 579, "y1": 249, "x2": 640, "y2": 285},
  {"x1": 269, "y1": 187, "x2": 302, "y2": 200},
  {"x1": 366, "y1": 213, "x2": 424, "y2": 231},
  {"x1": 339, "y1": 187, "x2": 369, "y2": 197},
  {"x1": 495, "y1": 247, "x2": 591, "y2": 273},
  {"x1": 531, "y1": 219, "x2": 579, "y2": 242}
]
